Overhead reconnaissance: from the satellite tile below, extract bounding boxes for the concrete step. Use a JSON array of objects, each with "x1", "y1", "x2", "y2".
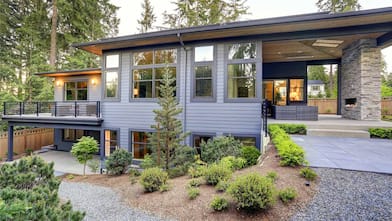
[
  {"x1": 306, "y1": 124, "x2": 375, "y2": 130},
  {"x1": 307, "y1": 129, "x2": 370, "y2": 138}
]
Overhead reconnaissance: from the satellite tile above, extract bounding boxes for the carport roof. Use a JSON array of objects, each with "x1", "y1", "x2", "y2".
[{"x1": 74, "y1": 7, "x2": 392, "y2": 55}]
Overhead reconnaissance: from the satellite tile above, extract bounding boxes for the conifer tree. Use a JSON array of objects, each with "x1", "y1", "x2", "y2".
[
  {"x1": 316, "y1": 0, "x2": 361, "y2": 12},
  {"x1": 149, "y1": 67, "x2": 189, "y2": 170},
  {"x1": 137, "y1": 0, "x2": 156, "y2": 33}
]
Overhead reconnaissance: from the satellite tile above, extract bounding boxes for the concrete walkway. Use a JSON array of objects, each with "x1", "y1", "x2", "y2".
[{"x1": 291, "y1": 135, "x2": 392, "y2": 174}]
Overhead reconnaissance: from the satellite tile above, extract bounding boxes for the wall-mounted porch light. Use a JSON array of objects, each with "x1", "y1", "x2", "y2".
[
  {"x1": 55, "y1": 80, "x2": 62, "y2": 87},
  {"x1": 91, "y1": 79, "x2": 97, "y2": 86}
]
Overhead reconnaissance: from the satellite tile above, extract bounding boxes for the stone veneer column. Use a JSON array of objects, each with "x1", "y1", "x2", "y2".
[{"x1": 341, "y1": 39, "x2": 381, "y2": 120}]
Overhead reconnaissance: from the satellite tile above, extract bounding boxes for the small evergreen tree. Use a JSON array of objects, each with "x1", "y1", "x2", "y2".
[
  {"x1": 149, "y1": 67, "x2": 189, "y2": 170},
  {"x1": 71, "y1": 136, "x2": 99, "y2": 176},
  {"x1": 137, "y1": 0, "x2": 156, "y2": 33},
  {"x1": 0, "y1": 156, "x2": 84, "y2": 220}
]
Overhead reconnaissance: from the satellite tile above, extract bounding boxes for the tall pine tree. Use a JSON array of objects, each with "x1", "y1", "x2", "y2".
[
  {"x1": 164, "y1": 0, "x2": 249, "y2": 28},
  {"x1": 137, "y1": 0, "x2": 156, "y2": 33},
  {"x1": 316, "y1": 0, "x2": 361, "y2": 12}
]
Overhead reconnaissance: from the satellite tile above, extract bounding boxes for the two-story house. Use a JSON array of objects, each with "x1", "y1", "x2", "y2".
[{"x1": 2, "y1": 7, "x2": 392, "y2": 163}]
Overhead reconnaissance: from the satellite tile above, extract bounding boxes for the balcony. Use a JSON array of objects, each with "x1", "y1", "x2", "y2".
[{"x1": 2, "y1": 101, "x2": 103, "y2": 126}]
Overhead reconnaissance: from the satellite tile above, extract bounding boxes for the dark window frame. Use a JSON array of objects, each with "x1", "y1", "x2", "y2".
[
  {"x1": 103, "y1": 53, "x2": 121, "y2": 101},
  {"x1": 64, "y1": 80, "x2": 88, "y2": 101}
]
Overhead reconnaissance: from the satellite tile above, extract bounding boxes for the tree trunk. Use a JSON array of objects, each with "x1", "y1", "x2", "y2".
[
  {"x1": 49, "y1": 0, "x2": 58, "y2": 68},
  {"x1": 157, "y1": 123, "x2": 161, "y2": 166},
  {"x1": 83, "y1": 162, "x2": 86, "y2": 176}
]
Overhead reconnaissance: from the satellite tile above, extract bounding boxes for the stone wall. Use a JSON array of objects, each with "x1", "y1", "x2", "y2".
[{"x1": 341, "y1": 39, "x2": 381, "y2": 120}]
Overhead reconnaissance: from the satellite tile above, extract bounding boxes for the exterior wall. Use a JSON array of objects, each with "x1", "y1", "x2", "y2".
[
  {"x1": 341, "y1": 39, "x2": 381, "y2": 120},
  {"x1": 54, "y1": 74, "x2": 101, "y2": 101},
  {"x1": 54, "y1": 128, "x2": 100, "y2": 151},
  {"x1": 101, "y1": 42, "x2": 263, "y2": 152}
]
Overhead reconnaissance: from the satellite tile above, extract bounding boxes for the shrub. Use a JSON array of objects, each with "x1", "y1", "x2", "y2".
[
  {"x1": 188, "y1": 178, "x2": 203, "y2": 188},
  {"x1": 300, "y1": 167, "x2": 317, "y2": 181},
  {"x1": 0, "y1": 156, "x2": 85, "y2": 220},
  {"x1": 87, "y1": 159, "x2": 100, "y2": 173},
  {"x1": 219, "y1": 156, "x2": 247, "y2": 171},
  {"x1": 71, "y1": 136, "x2": 99, "y2": 176},
  {"x1": 188, "y1": 165, "x2": 207, "y2": 178},
  {"x1": 167, "y1": 166, "x2": 187, "y2": 178},
  {"x1": 270, "y1": 124, "x2": 306, "y2": 134},
  {"x1": 210, "y1": 196, "x2": 228, "y2": 211},
  {"x1": 105, "y1": 149, "x2": 133, "y2": 175},
  {"x1": 268, "y1": 125, "x2": 306, "y2": 167},
  {"x1": 140, "y1": 167, "x2": 169, "y2": 192},
  {"x1": 140, "y1": 154, "x2": 155, "y2": 169},
  {"x1": 187, "y1": 187, "x2": 200, "y2": 200},
  {"x1": 279, "y1": 188, "x2": 297, "y2": 203},
  {"x1": 241, "y1": 146, "x2": 261, "y2": 166},
  {"x1": 201, "y1": 136, "x2": 242, "y2": 163},
  {"x1": 204, "y1": 164, "x2": 232, "y2": 186},
  {"x1": 266, "y1": 171, "x2": 278, "y2": 182},
  {"x1": 25, "y1": 148, "x2": 33, "y2": 155},
  {"x1": 128, "y1": 168, "x2": 141, "y2": 177},
  {"x1": 227, "y1": 173, "x2": 276, "y2": 210},
  {"x1": 171, "y1": 146, "x2": 196, "y2": 168},
  {"x1": 160, "y1": 183, "x2": 171, "y2": 192},
  {"x1": 215, "y1": 180, "x2": 230, "y2": 192},
  {"x1": 369, "y1": 128, "x2": 392, "y2": 139}
]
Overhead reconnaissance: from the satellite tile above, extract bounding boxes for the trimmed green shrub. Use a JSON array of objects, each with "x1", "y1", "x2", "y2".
[
  {"x1": 300, "y1": 167, "x2": 317, "y2": 181},
  {"x1": 105, "y1": 149, "x2": 133, "y2": 175},
  {"x1": 219, "y1": 156, "x2": 247, "y2": 171},
  {"x1": 128, "y1": 168, "x2": 141, "y2": 177},
  {"x1": 167, "y1": 166, "x2": 187, "y2": 178},
  {"x1": 215, "y1": 180, "x2": 230, "y2": 192},
  {"x1": 71, "y1": 136, "x2": 99, "y2": 176},
  {"x1": 0, "y1": 156, "x2": 85, "y2": 220},
  {"x1": 270, "y1": 124, "x2": 307, "y2": 134},
  {"x1": 140, "y1": 154, "x2": 155, "y2": 169},
  {"x1": 210, "y1": 196, "x2": 228, "y2": 211},
  {"x1": 268, "y1": 125, "x2": 306, "y2": 167},
  {"x1": 279, "y1": 188, "x2": 297, "y2": 203},
  {"x1": 369, "y1": 128, "x2": 392, "y2": 139},
  {"x1": 201, "y1": 136, "x2": 242, "y2": 163},
  {"x1": 187, "y1": 187, "x2": 200, "y2": 200},
  {"x1": 159, "y1": 183, "x2": 171, "y2": 192},
  {"x1": 188, "y1": 165, "x2": 207, "y2": 178},
  {"x1": 241, "y1": 146, "x2": 261, "y2": 166},
  {"x1": 227, "y1": 173, "x2": 276, "y2": 210},
  {"x1": 266, "y1": 171, "x2": 278, "y2": 182},
  {"x1": 188, "y1": 178, "x2": 203, "y2": 188},
  {"x1": 204, "y1": 164, "x2": 232, "y2": 186},
  {"x1": 140, "y1": 167, "x2": 169, "y2": 192}
]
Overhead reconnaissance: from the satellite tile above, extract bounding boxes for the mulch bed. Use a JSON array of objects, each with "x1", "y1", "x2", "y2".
[{"x1": 64, "y1": 146, "x2": 318, "y2": 221}]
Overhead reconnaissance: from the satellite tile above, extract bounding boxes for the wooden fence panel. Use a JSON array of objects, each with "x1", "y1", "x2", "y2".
[
  {"x1": 0, "y1": 128, "x2": 54, "y2": 158},
  {"x1": 308, "y1": 98, "x2": 392, "y2": 115}
]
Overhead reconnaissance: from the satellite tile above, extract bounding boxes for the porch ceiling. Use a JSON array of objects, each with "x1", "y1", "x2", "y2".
[{"x1": 262, "y1": 32, "x2": 384, "y2": 63}]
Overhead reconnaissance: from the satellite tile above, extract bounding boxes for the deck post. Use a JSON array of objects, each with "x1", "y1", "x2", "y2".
[
  {"x1": 7, "y1": 125, "x2": 14, "y2": 161},
  {"x1": 99, "y1": 129, "x2": 105, "y2": 174}
]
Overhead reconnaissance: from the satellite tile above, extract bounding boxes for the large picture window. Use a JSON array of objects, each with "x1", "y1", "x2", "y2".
[
  {"x1": 193, "y1": 46, "x2": 214, "y2": 99},
  {"x1": 65, "y1": 81, "x2": 88, "y2": 101},
  {"x1": 131, "y1": 131, "x2": 152, "y2": 159},
  {"x1": 132, "y1": 49, "x2": 177, "y2": 99},
  {"x1": 289, "y1": 79, "x2": 304, "y2": 102},
  {"x1": 63, "y1": 129, "x2": 84, "y2": 142},
  {"x1": 104, "y1": 54, "x2": 119, "y2": 99},
  {"x1": 227, "y1": 43, "x2": 257, "y2": 99}
]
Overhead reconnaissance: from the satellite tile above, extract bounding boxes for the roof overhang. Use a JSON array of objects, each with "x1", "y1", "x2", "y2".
[
  {"x1": 74, "y1": 7, "x2": 392, "y2": 55},
  {"x1": 35, "y1": 68, "x2": 101, "y2": 77}
]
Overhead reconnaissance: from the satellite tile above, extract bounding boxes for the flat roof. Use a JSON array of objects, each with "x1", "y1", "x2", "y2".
[
  {"x1": 74, "y1": 7, "x2": 392, "y2": 55},
  {"x1": 35, "y1": 68, "x2": 101, "y2": 77}
]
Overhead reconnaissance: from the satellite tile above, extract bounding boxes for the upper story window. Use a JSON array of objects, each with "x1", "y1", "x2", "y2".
[
  {"x1": 193, "y1": 46, "x2": 214, "y2": 100},
  {"x1": 227, "y1": 43, "x2": 257, "y2": 99},
  {"x1": 104, "y1": 54, "x2": 120, "y2": 100},
  {"x1": 65, "y1": 81, "x2": 88, "y2": 101},
  {"x1": 132, "y1": 49, "x2": 177, "y2": 99}
]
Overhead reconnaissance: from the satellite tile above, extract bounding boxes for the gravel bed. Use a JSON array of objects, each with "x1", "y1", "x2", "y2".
[
  {"x1": 59, "y1": 182, "x2": 170, "y2": 221},
  {"x1": 292, "y1": 168, "x2": 392, "y2": 221}
]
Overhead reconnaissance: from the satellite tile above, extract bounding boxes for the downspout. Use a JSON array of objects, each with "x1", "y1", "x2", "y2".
[{"x1": 177, "y1": 33, "x2": 189, "y2": 144}]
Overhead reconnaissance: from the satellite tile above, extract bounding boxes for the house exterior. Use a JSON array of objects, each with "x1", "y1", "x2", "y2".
[
  {"x1": 307, "y1": 80, "x2": 326, "y2": 97},
  {"x1": 2, "y1": 7, "x2": 392, "y2": 162}
]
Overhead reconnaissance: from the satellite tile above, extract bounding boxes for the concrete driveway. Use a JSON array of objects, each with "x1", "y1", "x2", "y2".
[{"x1": 291, "y1": 136, "x2": 392, "y2": 174}]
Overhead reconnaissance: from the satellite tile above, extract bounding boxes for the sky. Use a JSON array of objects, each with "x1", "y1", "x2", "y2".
[{"x1": 110, "y1": 0, "x2": 392, "y2": 72}]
